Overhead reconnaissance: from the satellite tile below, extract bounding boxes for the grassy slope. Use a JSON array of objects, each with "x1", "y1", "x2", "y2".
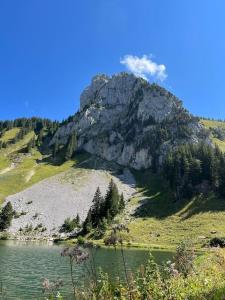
[
  {"x1": 0, "y1": 128, "x2": 21, "y2": 169},
  {"x1": 124, "y1": 170, "x2": 225, "y2": 250},
  {"x1": 0, "y1": 128, "x2": 85, "y2": 202},
  {"x1": 201, "y1": 119, "x2": 225, "y2": 151},
  {"x1": 123, "y1": 119, "x2": 225, "y2": 249},
  {"x1": 0, "y1": 127, "x2": 20, "y2": 143}
]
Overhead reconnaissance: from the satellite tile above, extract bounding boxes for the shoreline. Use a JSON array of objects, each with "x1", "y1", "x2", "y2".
[{"x1": 0, "y1": 233, "x2": 207, "y2": 253}]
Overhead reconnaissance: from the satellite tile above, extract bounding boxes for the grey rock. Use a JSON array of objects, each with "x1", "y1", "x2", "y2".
[{"x1": 51, "y1": 73, "x2": 208, "y2": 170}]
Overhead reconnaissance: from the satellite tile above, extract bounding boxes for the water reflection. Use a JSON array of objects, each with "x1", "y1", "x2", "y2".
[{"x1": 0, "y1": 241, "x2": 173, "y2": 299}]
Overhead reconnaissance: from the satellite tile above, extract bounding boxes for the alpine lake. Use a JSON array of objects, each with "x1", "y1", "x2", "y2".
[{"x1": 0, "y1": 240, "x2": 174, "y2": 299}]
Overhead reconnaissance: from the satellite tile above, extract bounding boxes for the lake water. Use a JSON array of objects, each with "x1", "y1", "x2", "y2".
[{"x1": 0, "y1": 241, "x2": 173, "y2": 299}]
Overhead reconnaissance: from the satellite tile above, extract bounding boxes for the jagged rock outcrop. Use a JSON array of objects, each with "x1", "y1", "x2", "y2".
[{"x1": 51, "y1": 73, "x2": 207, "y2": 169}]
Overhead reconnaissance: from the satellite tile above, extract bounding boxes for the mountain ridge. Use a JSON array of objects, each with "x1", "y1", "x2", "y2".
[{"x1": 51, "y1": 72, "x2": 208, "y2": 170}]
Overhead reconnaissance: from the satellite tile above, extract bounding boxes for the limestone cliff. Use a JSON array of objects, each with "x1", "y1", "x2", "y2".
[{"x1": 51, "y1": 73, "x2": 207, "y2": 169}]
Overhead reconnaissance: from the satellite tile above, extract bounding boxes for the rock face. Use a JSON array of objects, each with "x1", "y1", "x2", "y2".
[{"x1": 51, "y1": 73, "x2": 207, "y2": 169}]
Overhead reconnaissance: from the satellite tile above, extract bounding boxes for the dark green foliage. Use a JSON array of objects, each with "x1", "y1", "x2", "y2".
[
  {"x1": 0, "y1": 202, "x2": 14, "y2": 231},
  {"x1": 209, "y1": 237, "x2": 225, "y2": 248},
  {"x1": 75, "y1": 214, "x2": 80, "y2": 227},
  {"x1": 90, "y1": 187, "x2": 104, "y2": 226},
  {"x1": 61, "y1": 215, "x2": 80, "y2": 233},
  {"x1": 82, "y1": 210, "x2": 92, "y2": 234},
  {"x1": 163, "y1": 142, "x2": 225, "y2": 200},
  {"x1": 0, "y1": 117, "x2": 58, "y2": 133},
  {"x1": 0, "y1": 117, "x2": 59, "y2": 150},
  {"x1": 83, "y1": 181, "x2": 125, "y2": 234},
  {"x1": 119, "y1": 193, "x2": 125, "y2": 211},
  {"x1": 104, "y1": 179, "x2": 120, "y2": 220}
]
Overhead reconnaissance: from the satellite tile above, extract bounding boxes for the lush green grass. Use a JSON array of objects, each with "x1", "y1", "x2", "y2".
[
  {"x1": 0, "y1": 150, "x2": 88, "y2": 202},
  {"x1": 0, "y1": 131, "x2": 35, "y2": 171},
  {"x1": 0, "y1": 127, "x2": 20, "y2": 143},
  {"x1": 201, "y1": 119, "x2": 225, "y2": 151},
  {"x1": 0, "y1": 128, "x2": 89, "y2": 202},
  {"x1": 125, "y1": 170, "x2": 225, "y2": 249},
  {"x1": 200, "y1": 119, "x2": 225, "y2": 129}
]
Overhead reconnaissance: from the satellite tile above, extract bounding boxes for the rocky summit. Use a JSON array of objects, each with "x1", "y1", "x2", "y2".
[{"x1": 51, "y1": 73, "x2": 207, "y2": 169}]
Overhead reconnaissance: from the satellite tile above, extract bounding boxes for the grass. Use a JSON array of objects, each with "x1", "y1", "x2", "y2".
[
  {"x1": 0, "y1": 127, "x2": 20, "y2": 143},
  {"x1": 125, "y1": 169, "x2": 225, "y2": 250},
  {"x1": 201, "y1": 119, "x2": 225, "y2": 151},
  {"x1": 200, "y1": 119, "x2": 225, "y2": 129},
  {"x1": 0, "y1": 150, "x2": 86, "y2": 202},
  {"x1": 0, "y1": 129, "x2": 89, "y2": 202}
]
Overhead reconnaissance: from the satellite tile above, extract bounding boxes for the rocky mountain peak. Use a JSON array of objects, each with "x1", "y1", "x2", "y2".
[{"x1": 51, "y1": 73, "x2": 206, "y2": 169}]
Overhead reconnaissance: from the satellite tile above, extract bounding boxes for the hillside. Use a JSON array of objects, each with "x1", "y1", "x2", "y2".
[
  {"x1": 1, "y1": 74, "x2": 225, "y2": 248},
  {"x1": 201, "y1": 119, "x2": 225, "y2": 151},
  {"x1": 0, "y1": 124, "x2": 136, "y2": 239},
  {"x1": 120, "y1": 169, "x2": 225, "y2": 249}
]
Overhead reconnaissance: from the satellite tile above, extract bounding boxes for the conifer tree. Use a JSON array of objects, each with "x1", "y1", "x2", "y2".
[
  {"x1": 104, "y1": 179, "x2": 120, "y2": 220},
  {"x1": 119, "y1": 193, "x2": 125, "y2": 211},
  {"x1": 0, "y1": 202, "x2": 14, "y2": 231},
  {"x1": 82, "y1": 210, "x2": 92, "y2": 234},
  {"x1": 90, "y1": 187, "x2": 103, "y2": 225},
  {"x1": 75, "y1": 214, "x2": 80, "y2": 227}
]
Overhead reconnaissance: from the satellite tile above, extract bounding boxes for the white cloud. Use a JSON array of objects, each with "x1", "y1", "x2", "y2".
[{"x1": 120, "y1": 54, "x2": 167, "y2": 81}]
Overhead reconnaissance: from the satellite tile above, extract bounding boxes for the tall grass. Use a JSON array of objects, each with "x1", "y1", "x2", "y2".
[{"x1": 43, "y1": 230, "x2": 225, "y2": 300}]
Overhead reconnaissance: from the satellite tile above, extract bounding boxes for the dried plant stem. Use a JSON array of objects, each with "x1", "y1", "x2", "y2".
[
  {"x1": 119, "y1": 237, "x2": 132, "y2": 300},
  {"x1": 70, "y1": 257, "x2": 76, "y2": 300}
]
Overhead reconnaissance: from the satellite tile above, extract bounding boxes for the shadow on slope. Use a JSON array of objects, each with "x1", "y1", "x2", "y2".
[
  {"x1": 73, "y1": 154, "x2": 137, "y2": 190},
  {"x1": 132, "y1": 169, "x2": 225, "y2": 220}
]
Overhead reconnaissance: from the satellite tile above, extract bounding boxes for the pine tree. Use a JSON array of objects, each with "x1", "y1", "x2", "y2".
[
  {"x1": 119, "y1": 193, "x2": 125, "y2": 211},
  {"x1": 75, "y1": 213, "x2": 80, "y2": 227},
  {"x1": 104, "y1": 179, "x2": 120, "y2": 219},
  {"x1": 0, "y1": 202, "x2": 14, "y2": 231},
  {"x1": 91, "y1": 187, "x2": 103, "y2": 225},
  {"x1": 82, "y1": 210, "x2": 92, "y2": 234}
]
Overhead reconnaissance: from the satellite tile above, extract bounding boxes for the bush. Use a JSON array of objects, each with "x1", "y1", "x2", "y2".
[
  {"x1": 61, "y1": 217, "x2": 79, "y2": 233},
  {"x1": 77, "y1": 236, "x2": 85, "y2": 245},
  {"x1": 209, "y1": 237, "x2": 225, "y2": 248},
  {"x1": 0, "y1": 232, "x2": 9, "y2": 240}
]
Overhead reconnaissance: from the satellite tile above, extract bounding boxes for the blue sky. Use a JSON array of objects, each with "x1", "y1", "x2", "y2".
[{"x1": 0, "y1": 0, "x2": 225, "y2": 121}]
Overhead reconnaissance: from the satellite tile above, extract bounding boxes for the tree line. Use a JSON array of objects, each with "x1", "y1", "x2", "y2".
[
  {"x1": 0, "y1": 117, "x2": 59, "y2": 150},
  {"x1": 162, "y1": 142, "x2": 225, "y2": 200}
]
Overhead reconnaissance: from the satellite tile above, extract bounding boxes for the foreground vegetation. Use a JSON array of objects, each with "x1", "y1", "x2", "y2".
[{"x1": 42, "y1": 231, "x2": 225, "y2": 300}]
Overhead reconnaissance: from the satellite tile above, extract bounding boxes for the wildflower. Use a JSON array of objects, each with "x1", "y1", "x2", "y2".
[{"x1": 61, "y1": 245, "x2": 90, "y2": 264}]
